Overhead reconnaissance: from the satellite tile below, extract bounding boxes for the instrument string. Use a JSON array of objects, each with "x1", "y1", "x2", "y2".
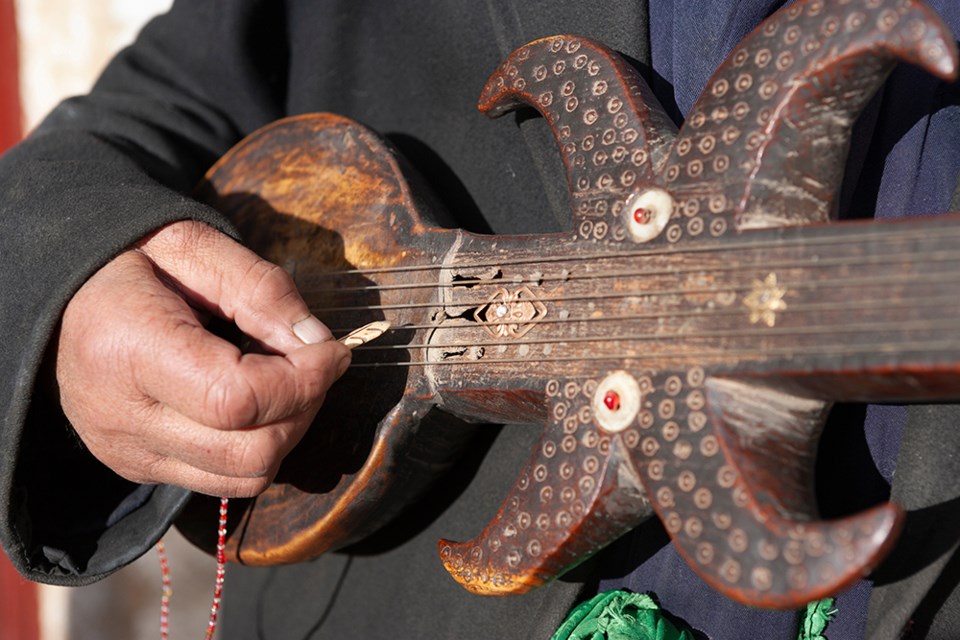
[
  {"x1": 298, "y1": 245, "x2": 960, "y2": 297},
  {"x1": 291, "y1": 221, "x2": 960, "y2": 282},
  {"x1": 329, "y1": 292, "x2": 957, "y2": 334},
  {"x1": 337, "y1": 285, "x2": 960, "y2": 366},
  {"x1": 346, "y1": 337, "x2": 960, "y2": 369},
  {"x1": 349, "y1": 316, "x2": 960, "y2": 353},
  {"x1": 287, "y1": 220, "x2": 960, "y2": 370},
  {"x1": 308, "y1": 267, "x2": 960, "y2": 315}
]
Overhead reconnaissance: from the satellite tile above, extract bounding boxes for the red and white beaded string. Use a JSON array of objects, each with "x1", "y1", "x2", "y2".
[
  {"x1": 157, "y1": 497, "x2": 229, "y2": 639},
  {"x1": 158, "y1": 539, "x2": 172, "y2": 636},
  {"x1": 151, "y1": 322, "x2": 388, "y2": 637}
]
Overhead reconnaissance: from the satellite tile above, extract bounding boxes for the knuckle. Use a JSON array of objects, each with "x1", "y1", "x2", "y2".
[
  {"x1": 202, "y1": 372, "x2": 261, "y2": 429},
  {"x1": 282, "y1": 375, "x2": 318, "y2": 419},
  {"x1": 234, "y1": 440, "x2": 268, "y2": 478},
  {"x1": 232, "y1": 432, "x2": 283, "y2": 480},
  {"x1": 246, "y1": 261, "x2": 297, "y2": 305}
]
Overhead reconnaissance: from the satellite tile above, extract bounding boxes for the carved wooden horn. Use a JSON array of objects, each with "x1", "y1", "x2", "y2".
[
  {"x1": 440, "y1": 0, "x2": 958, "y2": 607},
  {"x1": 477, "y1": 36, "x2": 678, "y2": 239}
]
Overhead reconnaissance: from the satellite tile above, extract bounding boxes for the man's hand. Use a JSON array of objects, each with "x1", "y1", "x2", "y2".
[{"x1": 55, "y1": 220, "x2": 350, "y2": 497}]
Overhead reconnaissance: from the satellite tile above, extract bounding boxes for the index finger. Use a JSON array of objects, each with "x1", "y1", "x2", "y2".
[
  {"x1": 138, "y1": 220, "x2": 327, "y2": 354},
  {"x1": 136, "y1": 316, "x2": 350, "y2": 430}
]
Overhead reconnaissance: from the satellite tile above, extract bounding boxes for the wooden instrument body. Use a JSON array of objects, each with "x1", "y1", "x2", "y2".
[{"x1": 178, "y1": 0, "x2": 960, "y2": 609}]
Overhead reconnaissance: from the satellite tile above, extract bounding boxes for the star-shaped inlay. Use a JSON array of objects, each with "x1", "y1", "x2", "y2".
[{"x1": 743, "y1": 273, "x2": 787, "y2": 328}]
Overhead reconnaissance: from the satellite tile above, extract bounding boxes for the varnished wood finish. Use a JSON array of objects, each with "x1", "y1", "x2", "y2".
[
  {"x1": 177, "y1": 0, "x2": 960, "y2": 609},
  {"x1": 179, "y1": 114, "x2": 479, "y2": 565}
]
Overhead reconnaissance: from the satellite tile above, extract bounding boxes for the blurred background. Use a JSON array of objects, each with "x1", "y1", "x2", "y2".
[{"x1": 1, "y1": 0, "x2": 224, "y2": 637}]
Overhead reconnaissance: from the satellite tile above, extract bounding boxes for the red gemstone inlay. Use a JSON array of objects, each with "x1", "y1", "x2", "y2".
[
  {"x1": 633, "y1": 207, "x2": 652, "y2": 225},
  {"x1": 603, "y1": 390, "x2": 621, "y2": 411}
]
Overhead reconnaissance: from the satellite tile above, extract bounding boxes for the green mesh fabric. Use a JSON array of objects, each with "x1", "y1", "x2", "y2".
[
  {"x1": 552, "y1": 591, "x2": 697, "y2": 640},
  {"x1": 797, "y1": 598, "x2": 836, "y2": 640}
]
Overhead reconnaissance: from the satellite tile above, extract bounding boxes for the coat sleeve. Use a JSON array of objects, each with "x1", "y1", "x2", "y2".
[{"x1": 0, "y1": 0, "x2": 289, "y2": 585}]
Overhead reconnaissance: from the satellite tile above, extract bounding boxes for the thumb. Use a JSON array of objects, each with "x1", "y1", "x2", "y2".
[{"x1": 137, "y1": 220, "x2": 327, "y2": 353}]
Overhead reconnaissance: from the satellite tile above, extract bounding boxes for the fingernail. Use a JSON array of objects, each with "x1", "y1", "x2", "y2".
[
  {"x1": 292, "y1": 315, "x2": 332, "y2": 344},
  {"x1": 337, "y1": 354, "x2": 352, "y2": 377}
]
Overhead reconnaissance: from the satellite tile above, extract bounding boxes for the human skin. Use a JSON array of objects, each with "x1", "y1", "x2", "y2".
[{"x1": 55, "y1": 220, "x2": 351, "y2": 497}]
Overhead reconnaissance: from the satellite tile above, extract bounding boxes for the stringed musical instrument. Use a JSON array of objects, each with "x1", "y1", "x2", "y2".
[{"x1": 177, "y1": 0, "x2": 960, "y2": 609}]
